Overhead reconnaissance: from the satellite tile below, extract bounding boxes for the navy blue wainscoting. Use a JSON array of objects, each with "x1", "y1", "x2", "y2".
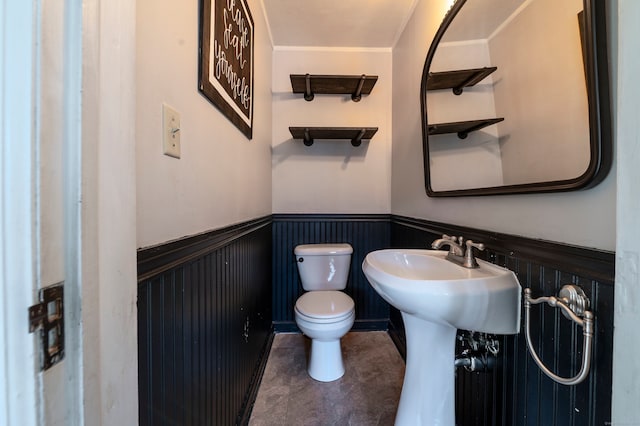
[
  {"x1": 272, "y1": 214, "x2": 391, "y2": 332},
  {"x1": 390, "y1": 215, "x2": 614, "y2": 426},
  {"x1": 137, "y1": 217, "x2": 273, "y2": 426}
]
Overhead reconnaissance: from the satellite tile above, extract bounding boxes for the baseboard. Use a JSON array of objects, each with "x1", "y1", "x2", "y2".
[
  {"x1": 273, "y1": 319, "x2": 389, "y2": 334},
  {"x1": 273, "y1": 321, "x2": 299, "y2": 333},
  {"x1": 352, "y1": 319, "x2": 389, "y2": 331},
  {"x1": 239, "y1": 328, "x2": 275, "y2": 426}
]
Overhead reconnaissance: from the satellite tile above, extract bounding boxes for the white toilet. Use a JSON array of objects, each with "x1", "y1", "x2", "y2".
[{"x1": 294, "y1": 243, "x2": 356, "y2": 382}]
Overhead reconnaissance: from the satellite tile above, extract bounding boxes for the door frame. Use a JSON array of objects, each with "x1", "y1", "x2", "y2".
[
  {"x1": 1, "y1": 0, "x2": 84, "y2": 424},
  {"x1": 1, "y1": 0, "x2": 41, "y2": 424}
]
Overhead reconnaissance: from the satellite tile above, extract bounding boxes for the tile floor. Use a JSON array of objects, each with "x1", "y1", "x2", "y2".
[{"x1": 248, "y1": 331, "x2": 405, "y2": 426}]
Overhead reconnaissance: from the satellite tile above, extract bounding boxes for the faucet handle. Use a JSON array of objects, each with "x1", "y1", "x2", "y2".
[
  {"x1": 442, "y1": 234, "x2": 463, "y2": 245},
  {"x1": 463, "y1": 240, "x2": 485, "y2": 268},
  {"x1": 466, "y1": 240, "x2": 485, "y2": 251}
]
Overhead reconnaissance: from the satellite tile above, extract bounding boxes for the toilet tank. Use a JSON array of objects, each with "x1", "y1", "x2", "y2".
[{"x1": 294, "y1": 244, "x2": 353, "y2": 291}]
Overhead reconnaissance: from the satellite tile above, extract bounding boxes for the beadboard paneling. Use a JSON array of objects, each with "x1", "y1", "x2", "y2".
[{"x1": 137, "y1": 217, "x2": 273, "y2": 426}]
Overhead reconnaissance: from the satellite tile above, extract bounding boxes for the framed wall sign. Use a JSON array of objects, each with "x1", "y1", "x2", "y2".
[{"x1": 199, "y1": 0, "x2": 254, "y2": 139}]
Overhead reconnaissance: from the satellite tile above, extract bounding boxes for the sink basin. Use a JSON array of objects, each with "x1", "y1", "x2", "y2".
[
  {"x1": 362, "y1": 249, "x2": 521, "y2": 426},
  {"x1": 362, "y1": 249, "x2": 521, "y2": 334}
]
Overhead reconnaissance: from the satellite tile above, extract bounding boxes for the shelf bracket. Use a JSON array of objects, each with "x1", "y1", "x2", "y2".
[
  {"x1": 351, "y1": 128, "x2": 366, "y2": 146},
  {"x1": 303, "y1": 128, "x2": 314, "y2": 146},
  {"x1": 452, "y1": 74, "x2": 477, "y2": 95},
  {"x1": 452, "y1": 75, "x2": 474, "y2": 95},
  {"x1": 452, "y1": 74, "x2": 479, "y2": 95},
  {"x1": 351, "y1": 74, "x2": 367, "y2": 102},
  {"x1": 304, "y1": 74, "x2": 314, "y2": 101}
]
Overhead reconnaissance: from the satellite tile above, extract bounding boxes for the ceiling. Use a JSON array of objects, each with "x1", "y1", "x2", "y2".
[
  {"x1": 443, "y1": 0, "x2": 529, "y2": 42},
  {"x1": 261, "y1": 0, "x2": 419, "y2": 48}
]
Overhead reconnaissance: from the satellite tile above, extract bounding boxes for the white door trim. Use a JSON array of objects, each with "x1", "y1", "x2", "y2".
[
  {"x1": 62, "y1": 0, "x2": 85, "y2": 423},
  {"x1": 1, "y1": 0, "x2": 86, "y2": 424},
  {"x1": 0, "y1": 0, "x2": 40, "y2": 424}
]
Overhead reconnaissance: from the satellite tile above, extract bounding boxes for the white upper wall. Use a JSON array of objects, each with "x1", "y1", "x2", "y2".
[
  {"x1": 136, "y1": 0, "x2": 273, "y2": 248},
  {"x1": 271, "y1": 48, "x2": 392, "y2": 214},
  {"x1": 391, "y1": 0, "x2": 616, "y2": 251}
]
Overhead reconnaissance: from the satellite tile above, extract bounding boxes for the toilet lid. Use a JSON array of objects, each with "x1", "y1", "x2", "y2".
[
  {"x1": 295, "y1": 291, "x2": 354, "y2": 319},
  {"x1": 294, "y1": 243, "x2": 353, "y2": 256}
]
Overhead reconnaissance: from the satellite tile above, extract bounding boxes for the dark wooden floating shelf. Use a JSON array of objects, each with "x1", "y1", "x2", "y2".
[
  {"x1": 289, "y1": 126, "x2": 378, "y2": 147},
  {"x1": 290, "y1": 74, "x2": 378, "y2": 102},
  {"x1": 428, "y1": 118, "x2": 504, "y2": 139},
  {"x1": 427, "y1": 67, "x2": 497, "y2": 95}
]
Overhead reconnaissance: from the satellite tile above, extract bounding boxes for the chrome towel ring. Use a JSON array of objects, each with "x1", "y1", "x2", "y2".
[{"x1": 524, "y1": 285, "x2": 594, "y2": 385}]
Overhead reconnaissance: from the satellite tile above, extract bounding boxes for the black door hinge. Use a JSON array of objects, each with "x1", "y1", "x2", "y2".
[{"x1": 28, "y1": 283, "x2": 64, "y2": 371}]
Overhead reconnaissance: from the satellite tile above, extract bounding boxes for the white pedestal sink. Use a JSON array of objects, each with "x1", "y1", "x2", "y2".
[{"x1": 362, "y1": 249, "x2": 521, "y2": 426}]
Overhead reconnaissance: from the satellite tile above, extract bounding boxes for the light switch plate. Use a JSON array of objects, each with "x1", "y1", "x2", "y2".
[{"x1": 162, "y1": 103, "x2": 181, "y2": 158}]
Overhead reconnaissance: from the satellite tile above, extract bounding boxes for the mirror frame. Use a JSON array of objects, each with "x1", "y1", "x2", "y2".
[{"x1": 420, "y1": 0, "x2": 612, "y2": 197}]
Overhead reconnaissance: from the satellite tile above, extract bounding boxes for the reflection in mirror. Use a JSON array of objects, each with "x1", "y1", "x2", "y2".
[{"x1": 421, "y1": 0, "x2": 611, "y2": 196}]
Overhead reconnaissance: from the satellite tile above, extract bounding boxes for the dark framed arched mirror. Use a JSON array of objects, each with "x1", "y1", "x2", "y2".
[{"x1": 421, "y1": 0, "x2": 612, "y2": 196}]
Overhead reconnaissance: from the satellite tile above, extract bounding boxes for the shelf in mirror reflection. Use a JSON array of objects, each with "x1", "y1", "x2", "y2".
[
  {"x1": 427, "y1": 67, "x2": 497, "y2": 95},
  {"x1": 428, "y1": 118, "x2": 504, "y2": 139}
]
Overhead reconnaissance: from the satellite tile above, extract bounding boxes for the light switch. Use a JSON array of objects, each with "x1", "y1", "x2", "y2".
[{"x1": 162, "y1": 103, "x2": 181, "y2": 158}]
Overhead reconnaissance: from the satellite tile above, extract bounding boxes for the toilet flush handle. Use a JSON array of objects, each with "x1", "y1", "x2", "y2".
[{"x1": 298, "y1": 257, "x2": 304, "y2": 262}]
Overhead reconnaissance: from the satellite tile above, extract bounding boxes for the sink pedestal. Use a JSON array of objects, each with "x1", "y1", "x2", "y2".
[{"x1": 396, "y1": 313, "x2": 457, "y2": 426}]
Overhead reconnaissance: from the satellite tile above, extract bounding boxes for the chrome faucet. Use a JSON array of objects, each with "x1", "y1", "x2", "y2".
[
  {"x1": 431, "y1": 234, "x2": 485, "y2": 269},
  {"x1": 431, "y1": 234, "x2": 465, "y2": 256}
]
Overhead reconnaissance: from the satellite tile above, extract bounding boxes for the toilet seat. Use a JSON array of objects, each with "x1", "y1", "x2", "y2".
[{"x1": 295, "y1": 291, "x2": 355, "y2": 324}]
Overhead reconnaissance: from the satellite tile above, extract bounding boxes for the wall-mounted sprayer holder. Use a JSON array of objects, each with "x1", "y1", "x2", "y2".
[
  {"x1": 455, "y1": 331, "x2": 499, "y2": 372},
  {"x1": 524, "y1": 285, "x2": 594, "y2": 385}
]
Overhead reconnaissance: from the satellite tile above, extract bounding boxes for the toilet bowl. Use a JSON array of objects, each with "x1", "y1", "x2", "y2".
[{"x1": 294, "y1": 244, "x2": 355, "y2": 382}]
